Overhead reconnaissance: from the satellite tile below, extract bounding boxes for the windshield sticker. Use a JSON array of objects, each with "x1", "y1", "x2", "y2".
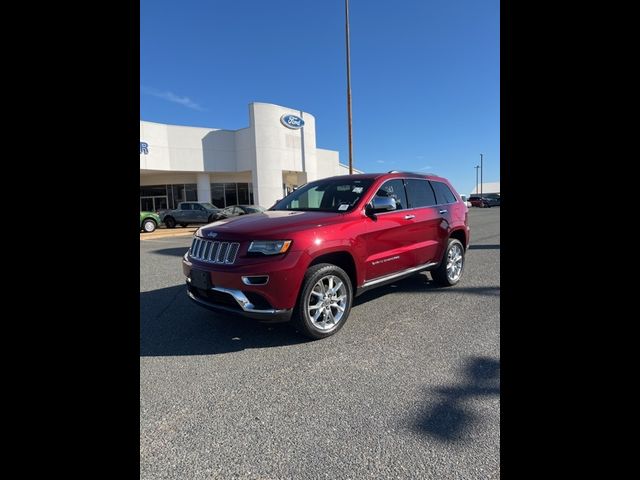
[
  {"x1": 352, "y1": 186, "x2": 363, "y2": 194},
  {"x1": 338, "y1": 204, "x2": 349, "y2": 211}
]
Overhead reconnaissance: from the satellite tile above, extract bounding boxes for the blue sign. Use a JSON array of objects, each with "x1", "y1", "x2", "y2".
[
  {"x1": 140, "y1": 142, "x2": 149, "y2": 155},
  {"x1": 280, "y1": 114, "x2": 304, "y2": 129}
]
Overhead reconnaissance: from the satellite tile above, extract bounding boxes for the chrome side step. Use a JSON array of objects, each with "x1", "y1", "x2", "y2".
[{"x1": 362, "y1": 261, "x2": 437, "y2": 288}]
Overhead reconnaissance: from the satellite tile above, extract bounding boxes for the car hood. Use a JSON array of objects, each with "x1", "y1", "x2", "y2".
[{"x1": 198, "y1": 210, "x2": 348, "y2": 238}]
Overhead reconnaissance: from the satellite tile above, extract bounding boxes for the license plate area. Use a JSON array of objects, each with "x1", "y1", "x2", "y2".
[{"x1": 190, "y1": 269, "x2": 212, "y2": 290}]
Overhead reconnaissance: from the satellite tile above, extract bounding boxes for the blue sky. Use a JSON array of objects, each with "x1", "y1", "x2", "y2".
[{"x1": 141, "y1": 0, "x2": 499, "y2": 195}]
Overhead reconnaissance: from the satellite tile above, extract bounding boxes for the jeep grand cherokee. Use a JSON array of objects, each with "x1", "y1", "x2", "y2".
[{"x1": 183, "y1": 172, "x2": 470, "y2": 339}]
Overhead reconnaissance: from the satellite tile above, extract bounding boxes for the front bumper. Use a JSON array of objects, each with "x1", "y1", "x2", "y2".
[
  {"x1": 186, "y1": 282, "x2": 293, "y2": 322},
  {"x1": 183, "y1": 249, "x2": 308, "y2": 320}
]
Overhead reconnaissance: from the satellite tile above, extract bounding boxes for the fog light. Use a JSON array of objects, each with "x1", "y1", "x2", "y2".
[{"x1": 241, "y1": 275, "x2": 269, "y2": 285}]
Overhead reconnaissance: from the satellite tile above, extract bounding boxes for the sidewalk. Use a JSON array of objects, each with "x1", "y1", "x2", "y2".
[{"x1": 140, "y1": 226, "x2": 198, "y2": 240}]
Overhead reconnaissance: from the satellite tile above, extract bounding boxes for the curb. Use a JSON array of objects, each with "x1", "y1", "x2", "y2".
[{"x1": 140, "y1": 228, "x2": 197, "y2": 240}]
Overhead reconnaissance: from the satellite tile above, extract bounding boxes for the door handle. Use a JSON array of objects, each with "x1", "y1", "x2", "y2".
[
  {"x1": 439, "y1": 209, "x2": 447, "y2": 214},
  {"x1": 404, "y1": 214, "x2": 415, "y2": 220}
]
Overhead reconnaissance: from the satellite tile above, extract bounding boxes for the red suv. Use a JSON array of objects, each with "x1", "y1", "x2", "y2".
[{"x1": 183, "y1": 172, "x2": 470, "y2": 339}]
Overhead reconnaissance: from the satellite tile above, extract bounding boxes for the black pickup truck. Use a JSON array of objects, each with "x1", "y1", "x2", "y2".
[{"x1": 160, "y1": 202, "x2": 224, "y2": 228}]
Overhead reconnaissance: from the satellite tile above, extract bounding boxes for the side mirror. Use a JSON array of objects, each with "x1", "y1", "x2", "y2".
[{"x1": 366, "y1": 196, "x2": 396, "y2": 216}]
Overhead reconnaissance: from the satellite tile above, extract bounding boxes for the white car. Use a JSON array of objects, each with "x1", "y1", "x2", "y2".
[{"x1": 460, "y1": 195, "x2": 472, "y2": 208}]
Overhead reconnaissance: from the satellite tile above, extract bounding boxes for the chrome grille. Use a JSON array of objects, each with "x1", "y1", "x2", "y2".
[{"x1": 189, "y1": 238, "x2": 240, "y2": 264}]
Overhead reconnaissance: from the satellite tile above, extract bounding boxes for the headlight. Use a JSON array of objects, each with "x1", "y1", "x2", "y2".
[{"x1": 248, "y1": 240, "x2": 292, "y2": 255}]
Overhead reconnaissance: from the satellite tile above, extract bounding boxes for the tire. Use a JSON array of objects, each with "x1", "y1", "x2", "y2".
[
  {"x1": 141, "y1": 219, "x2": 156, "y2": 233},
  {"x1": 293, "y1": 263, "x2": 353, "y2": 340},
  {"x1": 431, "y1": 238, "x2": 465, "y2": 287},
  {"x1": 164, "y1": 216, "x2": 176, "y2": 228},
  {"x1": 180, "y1": 223, "x2": 188, "y2": 228},
  {"x1": 208, "y1": 215, "x2": 215, "y2": 223}
]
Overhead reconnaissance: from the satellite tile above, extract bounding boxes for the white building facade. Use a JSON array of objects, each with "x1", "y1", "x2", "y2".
[
  {"x1": 140, "y1": 102, "x2": 355, "y2": 211},
  {"x1": 470, "y1": 182, "x2": 500, "y2": 196}
]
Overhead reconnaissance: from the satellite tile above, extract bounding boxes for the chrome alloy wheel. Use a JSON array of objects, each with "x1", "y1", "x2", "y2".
[
  {"x1": 446, "y1": 243, "x2": 464, "y2": 282},
  {"x1": 307, "y1": 275, "x2": 348, "y2": 331}
]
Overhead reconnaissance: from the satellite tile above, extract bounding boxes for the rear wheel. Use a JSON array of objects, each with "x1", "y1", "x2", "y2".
[
  {"x1": 141, "y1": 219, "x2": 156, "y2": 233},
  {"x1": 293, "y1": 263, "x2": 353, "y2": 339},
  {"x1": 164, "y1": 216, "x2": 176, "y2": 228},
  {"x1": 431, "y1": 238, "x2": 465, "y2": 287}
]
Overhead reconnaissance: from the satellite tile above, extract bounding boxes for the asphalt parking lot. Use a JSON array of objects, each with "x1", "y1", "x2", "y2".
[{"x1": 140, "y1": 207, "x2": 500, "y2": 479}]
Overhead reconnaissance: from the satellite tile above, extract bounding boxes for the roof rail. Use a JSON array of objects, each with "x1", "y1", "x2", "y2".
[{"x1": 388, "y1": 170, "x2": 438, "y2": 176}]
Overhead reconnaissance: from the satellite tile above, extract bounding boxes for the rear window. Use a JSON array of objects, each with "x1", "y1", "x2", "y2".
[{"x1": 430, "y1": 181, "x2": 458, "y2": 204}]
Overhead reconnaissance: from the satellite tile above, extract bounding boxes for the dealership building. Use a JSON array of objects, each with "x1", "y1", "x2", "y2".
[{"x1": 140, "y1": 102, "x2": 356, "y2": 212}]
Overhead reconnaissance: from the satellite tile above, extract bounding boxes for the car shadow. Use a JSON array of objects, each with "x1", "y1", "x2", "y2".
[
  {"x1": 415, "y1": 356, "x2": 500, "y2": 442},
  {"x1": 354, "y1": 273, "x2": 499, "y2": 307},
  {"x1": 468, "y1": 244, "x2": 500, "y2": 250},
  {"x1": 140, "y1": 284, "x2": 308, "y2": 357},
  {"x1": 148, "y1": 247, "x2": 191, "y2": 257}
]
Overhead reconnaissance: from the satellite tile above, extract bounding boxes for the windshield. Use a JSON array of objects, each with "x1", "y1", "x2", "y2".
[
  {"x1": 200, "y1": 203, "x2": 218, "y2": 210},
  {"x1": 245, "y1": 206, "x2": 265, "y2": 213},
  {"x1": 271, "y1": 178, "x2": 374, "y2": 212}
]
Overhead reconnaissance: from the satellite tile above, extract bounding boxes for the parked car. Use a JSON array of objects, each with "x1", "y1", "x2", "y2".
[
  {"x1": 468, "y1": 195, "x2": 500, "y2": 208},
  {"x1": 219, "y1": 204, "x2": 266, "y2": 219},
  {"x1": 161, "y1": 202, "x2": 224, "y2": 228},
  {"x1": 183, "y1": 172, "x2": 470, "y2": 339},
  {"x1": 460, "y1": 195, "x2": 472, "y2": 208},
  {"x1": 140, "y1": 211, "x2": 161, "y2": 233}
]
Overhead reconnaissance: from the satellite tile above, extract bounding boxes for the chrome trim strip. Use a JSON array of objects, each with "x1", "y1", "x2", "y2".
[
  {"x1": 241, "y1": 275, "x2": 270, "y2": 286},
  {"x1": 362, "y1": 261, "x2": 438, "y2": 288},
  {"x1": 187, "y1": 282, "x2": 286, "y2": 314}
]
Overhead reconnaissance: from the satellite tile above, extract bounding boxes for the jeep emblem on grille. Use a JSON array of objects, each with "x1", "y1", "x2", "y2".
[{"x1": 206, "y1": 232, "x2": 217, "y2": 238}]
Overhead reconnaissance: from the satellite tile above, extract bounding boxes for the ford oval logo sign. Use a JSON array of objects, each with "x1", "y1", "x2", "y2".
[{"x1": 281, "y1": 114, "x2": 304, "y2": 129}]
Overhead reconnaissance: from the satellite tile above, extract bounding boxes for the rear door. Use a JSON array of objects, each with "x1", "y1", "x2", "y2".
[
  {"x1": 403, "y1": 178, "x2": 444, "y2": 265},
  {"x1": 362, "y1": 178, "x2": 417, "y2": 281},
  {"x1": 176, "y1": 203, "x2": 192, "y2": 222},
  {"x1": 193, "y1": 204, "x2": 208, "y2": 222},
  {"x1": 430, "y1": 181, "x2": 459, "y2": 259}
]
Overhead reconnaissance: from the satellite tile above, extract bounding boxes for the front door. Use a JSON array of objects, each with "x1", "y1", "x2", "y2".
[{"x1": 361, "y1": 179, "x2": 417, "y2": 281}]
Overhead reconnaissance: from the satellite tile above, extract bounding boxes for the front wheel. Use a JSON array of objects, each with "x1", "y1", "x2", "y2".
[
  {"x1": 141, "y1": 219, "x2": 156, "y2": 233},
  {"x1": 293, "y1": 263, "x2": 353, "y2": 339},
  {"x1": 431, "y1": 238, "x2": 465, "y2": 286}
]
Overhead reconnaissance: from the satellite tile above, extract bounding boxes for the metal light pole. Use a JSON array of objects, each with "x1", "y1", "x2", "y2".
[
  {"x1": 345, "y1": 0, "x2": 354, "y2": 174},
  {"x1": 480, "y1": 154, "x2": 484, "y2": 200},
  {"x1": 474, "y1": 165, "x2": 480, "y2": 195}
]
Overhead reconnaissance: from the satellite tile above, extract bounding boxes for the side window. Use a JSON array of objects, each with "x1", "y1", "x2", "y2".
[
  {"x1": 375, "y1": 179, "x2": 407, "y2": 210},
  {"x1": 193, "y1": 204, "x2": 203, "y2": 211},
  {"x1": 404, "y1": 179, "x2": 437, "y2": 208},
  {"x1": 180, "y1": 203, "x2": 192, "y2": 211},
  {"x1": 430, "y1": 181, "x2": 457, "y2": 204}
]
